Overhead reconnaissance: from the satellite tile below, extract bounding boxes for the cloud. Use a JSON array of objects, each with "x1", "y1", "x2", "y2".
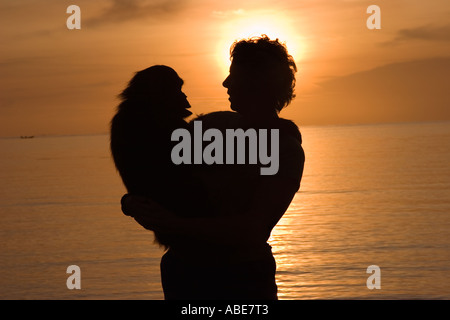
[
  {"x1": 290, "y1": 57, "x2": 450, "y2": 125},
  {"x1": 393, "y1": 24, "x2": 450, "y2": 43},
  {"x1": 85, "y1": 0, "x2": 190, "y2": 27},
  {"x1": 211, "y1": 8, "x2": 245, "y2": 19}
]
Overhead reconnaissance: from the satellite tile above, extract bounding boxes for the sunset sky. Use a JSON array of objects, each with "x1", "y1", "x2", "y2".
[{"x1": 1, "y1": 0, "x2": 449, "y2": 137}]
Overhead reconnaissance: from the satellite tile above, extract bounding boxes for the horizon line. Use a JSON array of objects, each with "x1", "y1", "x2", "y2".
[{"x1": 1, "y1": 119, "x2": 450, "y2": 140}]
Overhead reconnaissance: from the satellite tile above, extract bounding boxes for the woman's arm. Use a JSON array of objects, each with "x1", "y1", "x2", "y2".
[
  {"x1": 122, "y1": 138, "x2": 305, "y2": 246},
  {"x1": 122, "y1": 176, "x2": 299, "y2": 246}
]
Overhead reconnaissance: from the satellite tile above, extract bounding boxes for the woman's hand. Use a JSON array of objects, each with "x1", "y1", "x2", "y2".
[{"x1": 121, "y1": 194, "x2": 178, "y2": 232}]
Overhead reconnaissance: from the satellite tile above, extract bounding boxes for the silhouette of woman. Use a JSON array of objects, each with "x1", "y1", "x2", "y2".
[
  {"x1": 110, "y1": 65, "x2": 213, "y2": 248},
  {"x1": 121, "y1": 36, "x2": 305, "y2": 300}
]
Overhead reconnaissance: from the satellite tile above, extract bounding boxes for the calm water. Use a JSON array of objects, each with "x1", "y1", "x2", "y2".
[{"x1": 1, "y1": 121, "x2": 449, "y2": 300}]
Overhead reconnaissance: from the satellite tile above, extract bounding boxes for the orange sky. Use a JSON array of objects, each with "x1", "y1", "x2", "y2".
[{"x1": 1, "y1": 0, "x2": 449, "y2": 137}]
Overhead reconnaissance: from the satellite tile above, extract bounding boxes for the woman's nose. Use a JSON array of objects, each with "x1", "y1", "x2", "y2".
[{"x1": 222, "y1": 75, "x2": 230, "y2": 88}]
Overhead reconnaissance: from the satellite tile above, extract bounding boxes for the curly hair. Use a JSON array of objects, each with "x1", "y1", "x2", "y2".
[
  {"x1": 118, "y1": 65, "x2": 184, "y2": 108},
  {"x1": 229, "y1": 35, "x2": 297, "y2": 112}
]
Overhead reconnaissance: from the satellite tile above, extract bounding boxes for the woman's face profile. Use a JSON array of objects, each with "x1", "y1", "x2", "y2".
[{"x1": 163, "y1": 82, "x2": 192, "y2": 118}]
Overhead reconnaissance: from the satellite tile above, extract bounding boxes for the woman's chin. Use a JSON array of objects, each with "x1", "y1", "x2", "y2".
[{"x1": 182, "y1": 108, "x2": 193, "y2": 118}]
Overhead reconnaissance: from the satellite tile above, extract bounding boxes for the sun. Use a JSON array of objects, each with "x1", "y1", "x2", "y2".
[{"x1": 216, "y1": 10, "x2": 306, "y2": 77}]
